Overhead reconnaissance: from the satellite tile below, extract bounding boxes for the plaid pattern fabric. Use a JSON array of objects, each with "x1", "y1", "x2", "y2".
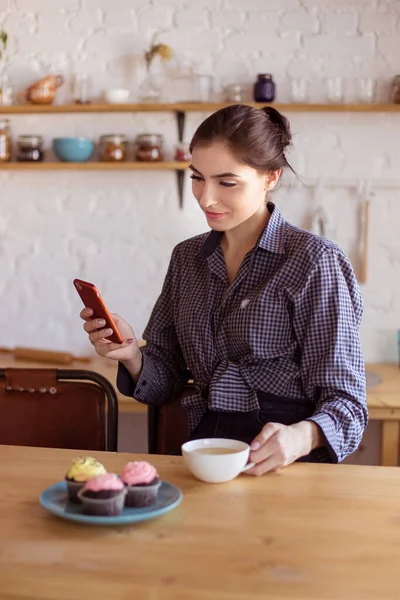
[{"x1": 117, "y1": 202, "x2": 367, "y2": 462}]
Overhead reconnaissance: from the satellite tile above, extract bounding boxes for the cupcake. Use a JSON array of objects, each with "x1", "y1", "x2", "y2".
[
  {"x1": 77, "y1": 473, "x2": 127, "y2": 517},
  {"x1": 121, "y1": 461, "x2": 161, "y2": 508},
  {"x1": 65, "y1": 456, "x2": 106, "y2": 504}
]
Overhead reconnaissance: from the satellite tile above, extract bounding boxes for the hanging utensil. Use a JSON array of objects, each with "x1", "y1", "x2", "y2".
[
  {"x1": 357, "y1": 180, "x2": 371, "y2": 284},
  {"x1": 308, "y1": 181, "x2": 329, "y2": 238}
]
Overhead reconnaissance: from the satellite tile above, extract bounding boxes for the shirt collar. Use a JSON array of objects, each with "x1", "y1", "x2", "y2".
[{"x1": 200, "y1": 202, "x2": 286, "y2": 258}]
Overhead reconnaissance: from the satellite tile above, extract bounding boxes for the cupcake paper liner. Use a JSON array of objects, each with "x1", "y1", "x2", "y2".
[
  {"x1": 77, "y1": 487, "x2": 127, "y2": 516},
  {"x1": 124, "y1": 479, "x2": 161, "y2": 508},
  {"x1": 66, "y1": 479, "x2": 85, "y2": 504}
]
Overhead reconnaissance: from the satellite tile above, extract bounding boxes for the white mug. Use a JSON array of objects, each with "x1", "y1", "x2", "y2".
[{"x1": 181, "y1": 438, "x2": 255, "y2": 483}]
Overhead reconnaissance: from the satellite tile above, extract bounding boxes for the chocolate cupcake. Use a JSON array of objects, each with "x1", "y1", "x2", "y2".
[
  {"x1": 65, "y1": 456, "x2": 106, "y2": 504},
  {"x1": 77, "y1": 473, "x2": 127, "y2": 516},
  {"x1": 121, "y1": 461, "x2": 161, "y2": 508}
]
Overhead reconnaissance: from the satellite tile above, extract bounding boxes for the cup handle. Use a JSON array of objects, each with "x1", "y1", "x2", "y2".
[
  {"x1": 241, "y1": 462, "x2": 255, "y2": 472},
  {"x1": 55, "y1": 74, "x2": 65, "y2": 88},
  {"x1": 17, "y1": 89, "x2": 30, "y2": 105}
]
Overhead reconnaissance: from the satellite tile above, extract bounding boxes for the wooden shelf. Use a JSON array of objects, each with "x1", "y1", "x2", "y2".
[
  {"x1": 1, "y1": 100, "x2": 397, "y2": 209},
  {"x1": 0, "y1": 161, "x2": 190, "y2": 170},
  {"x1": 0, "y1": 102, "x2": 399, "y2": 114}
]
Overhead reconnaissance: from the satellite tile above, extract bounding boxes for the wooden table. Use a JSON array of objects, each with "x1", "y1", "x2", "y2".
[
  {"x1": 2, "y1": 444, "x2": 400, "y2": 600},
  {"x1": 1, "y1": 355, "x2": 400, "y2": 465}
]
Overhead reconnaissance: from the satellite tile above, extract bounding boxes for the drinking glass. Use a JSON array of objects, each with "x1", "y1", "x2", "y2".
[
  {"x1": 326, "y1": 77, "x2": 343, "y2": 104},
  {"x1": 290, "y1": 78, "x2": 309, "y2": 103},
  {"x1": 356, "y1": 78, "x2": 377, "y2": 104}
]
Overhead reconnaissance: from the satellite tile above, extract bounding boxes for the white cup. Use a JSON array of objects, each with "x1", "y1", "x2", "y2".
[
  {"x1": 103, "y1": 88, "x2": 130, "y2": 104},
  {"x1": 181, "y1": 438, "x2": 255, "y2": 483}
]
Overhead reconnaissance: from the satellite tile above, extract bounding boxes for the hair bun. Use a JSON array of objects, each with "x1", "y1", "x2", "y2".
[{"x1": 262, "y1": 106, "x2": 292, "y2": 150}]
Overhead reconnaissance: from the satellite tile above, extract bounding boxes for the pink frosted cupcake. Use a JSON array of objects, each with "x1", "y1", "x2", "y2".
[
  {"x1": 121, "y1": 461, "x2": 161, "y2": 508},
  {"x1": 77, "y1": 473, "x2": 127, "y2": 516}
]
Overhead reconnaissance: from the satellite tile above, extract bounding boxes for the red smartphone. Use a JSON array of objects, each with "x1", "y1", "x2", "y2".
[{"x1": 73, "y1": 278, "x2": 124, "y2": 344}]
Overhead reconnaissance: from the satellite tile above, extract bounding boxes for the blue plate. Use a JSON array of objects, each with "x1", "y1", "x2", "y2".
[{"x1": 39, "y1": 480, "x2": 182, "y2": 526}]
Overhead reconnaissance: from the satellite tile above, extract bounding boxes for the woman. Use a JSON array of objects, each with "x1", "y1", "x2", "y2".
[{"x1": 81, "y1": 104, "x2": 367, "y2": 475}]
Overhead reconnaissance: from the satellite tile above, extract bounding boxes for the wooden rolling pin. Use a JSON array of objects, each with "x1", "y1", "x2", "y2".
[{"x1": 0, "y1": 346, "x2": 92, "y2": 365}]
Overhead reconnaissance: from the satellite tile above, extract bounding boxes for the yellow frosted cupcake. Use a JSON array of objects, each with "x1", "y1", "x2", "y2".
[{"x1": 65, "y1": 456, "x2": 106, "y2": 504}]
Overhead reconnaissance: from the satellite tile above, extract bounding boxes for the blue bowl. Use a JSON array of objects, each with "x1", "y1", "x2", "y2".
[{"x1": 53, "y1": 137, "x2": 94, "y2": 162}]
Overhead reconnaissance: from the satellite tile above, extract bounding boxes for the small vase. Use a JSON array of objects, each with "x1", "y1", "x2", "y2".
[{"x1": 139, "y1": 61, "x2": 161, "y2": 102}]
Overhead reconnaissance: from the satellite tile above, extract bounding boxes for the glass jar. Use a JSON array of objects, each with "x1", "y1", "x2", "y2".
[
  {"x1": 99, "y1": 134, "x2": 128, "y2": 162},
  {"x1": 16, "y1": 135, "x2": 44, "y2": 162},
  {"x1": 174, "y1": 142, "x2": 191, "y2": 162},
  {"x1": 253, "y1": 74, "x2": 275, "y2": 103},
  {"x1": 0, "y1": 119, "x2": 11, "y2": 162},
  {"x1": 224, "y1": 84, "x2": 245, "y2": 103},
  {"x1": 392, "y1": 75, "x2": 400, "y2": 104},
  {"x1": 135, "y1": 134, "x2": 163, "y2": 162}
]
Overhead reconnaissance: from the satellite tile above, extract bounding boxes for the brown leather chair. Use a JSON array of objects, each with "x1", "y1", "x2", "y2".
[
  {"x1": 0, "y1": 368, "x2": 118, "y2": 451},
  {"x1": 148, "y1": 381, "x2": 195, "y2": 455}
]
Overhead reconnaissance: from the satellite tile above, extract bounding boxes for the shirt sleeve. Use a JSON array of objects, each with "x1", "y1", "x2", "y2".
[
  {"x1": 293, "y1": 247, "x2": 368, "y2": 463},
  {"x1": 117, "y1": 245, "x2": 188, "y2": 407}
]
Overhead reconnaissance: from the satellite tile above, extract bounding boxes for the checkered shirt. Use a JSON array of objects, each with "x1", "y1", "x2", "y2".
[{"x1": 117, "y1": 202, "x2": 367, "y2": 462}]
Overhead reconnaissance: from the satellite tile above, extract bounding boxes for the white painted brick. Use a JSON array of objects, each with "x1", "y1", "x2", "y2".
[
  {"x1": 149, "y1": 0, "x2": 186, "y2": 3},
  {"x1": 0, "y1": 0, "x2": 10, "y2": 9},
  {"x1": 190, "y1": 0, "x2": 223, "y2": 6},
  {"x1": 20, "y1": 33, "x2": 80, "y2": 54},
  {"x1": 303, "y1": 34, "x2": 375, "y2": 56},
  {"x1": 301, "y1": 0, "x2": 377, "y2": 6},
  {"x1": 377, "y1": 34, "x2": 400, "y2": 56},
  {"x1": 36, "y1": 12, "x2": 73, "y2": 36},
  {"x1": 225, "y1": 31, "x2": 300, "y2": 55},
  {"x1": 69, "y1": 9, "x2": 103, "y2": 35},
  {"x1": 379, "y1": 0, "x2": 400, "y2": 11},
  {"x1": 161, "y1": 28, "x2": 221, "y2": 53},
  {"x1": 136, "y1": 6, "x2": 174, "y2": 32},
  {"x1": 280, "y1": 9, "x2": 318, "y2": 34},
  {"x1": 82, "y1": 0, "x2": 143, "y2": 7},
  {"x1": 227, "y1": 0, "x2": 299, "y2": 9},
  {"x1": 174, "y1": 8, "x2": 208, "y2": 27},
  {"x1": 359, "y1": 12, "x2": 398, "y2": 32},
  {"x1": 320, "y1": 12, "x2": 358, "y2": 34},
  {"x1": 157, "y1": 0, "x2": 219, "y2": 5},
  {"x1": 102, "y1": 8, "x2": 137, "y2": 32},
  {"x1": 84, "y1": 31, "x2": 139, "y2": 57},
  {"x1": 210, "y1": 10, "x2": 245, "y2": 28},
  {"x1": 3, "y1": 11, "x2": 35, "y2": 36},
  {"x1": 245, "y1": 11, "x2": 280, "y2": 31},
  {"x1": 16, "y1": 0, "x2": 79, "y2": 9}
]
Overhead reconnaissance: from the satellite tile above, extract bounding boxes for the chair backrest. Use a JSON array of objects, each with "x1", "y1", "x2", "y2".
[
  {"x1": 0, "y1": 368, "x2": 118, "y2": 451},
  {"x1": 148, "y1": 381, "x2": 195, "y2": 455}
]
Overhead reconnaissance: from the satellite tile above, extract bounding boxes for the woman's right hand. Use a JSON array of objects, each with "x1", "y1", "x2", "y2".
[{"x1": 80, "y1": 308, "x2": 140, "y2": 363}]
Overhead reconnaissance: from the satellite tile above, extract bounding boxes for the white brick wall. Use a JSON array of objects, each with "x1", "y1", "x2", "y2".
[{"x1": 0, "y1": 0, "x2": 399, "y2": 363}]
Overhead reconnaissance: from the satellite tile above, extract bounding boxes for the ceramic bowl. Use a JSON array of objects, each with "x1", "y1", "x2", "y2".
[
  {"x1": 103, "y1": 88, "x2": 130, "y2": 104},
  {"x1": 53, "y1": 137, "x2": 94, "y2": 162}
]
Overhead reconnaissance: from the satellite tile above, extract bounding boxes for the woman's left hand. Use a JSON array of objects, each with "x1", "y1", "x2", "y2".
[{"x1": 246, "y1": 421, "x2": 323, "y2": 476}]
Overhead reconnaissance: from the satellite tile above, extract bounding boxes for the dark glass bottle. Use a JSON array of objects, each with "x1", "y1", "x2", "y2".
[{"x1": 253, "y1": 74, "x2": 275, "y2": 103}]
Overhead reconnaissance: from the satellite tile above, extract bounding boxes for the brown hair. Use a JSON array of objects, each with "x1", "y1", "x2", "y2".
[{"x1": 189, "y1": 104, "x2": 293, "y2": 174}]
